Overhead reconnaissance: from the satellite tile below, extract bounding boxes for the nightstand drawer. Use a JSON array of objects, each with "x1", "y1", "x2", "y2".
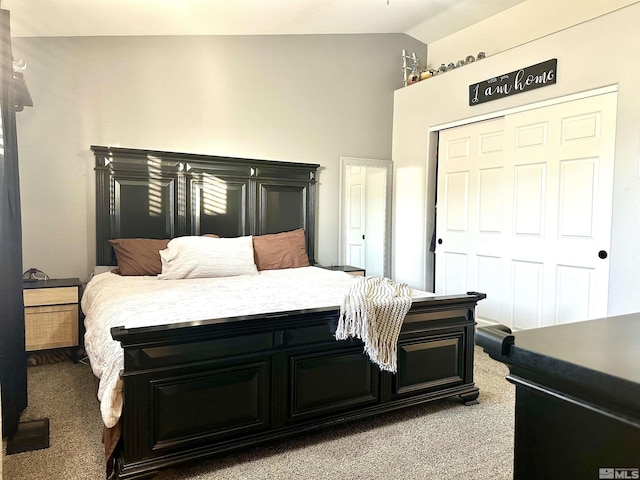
[
  {"x1": 23, "y1": 286, "x2": 78, "y2": 307},
  {"x1": 25, "y1": 304, "x2": 79, "y2": 351}
]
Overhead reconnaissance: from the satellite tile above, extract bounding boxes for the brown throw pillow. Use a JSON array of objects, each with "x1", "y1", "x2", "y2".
[
  {"x1": 252, "y1": 229, "x2": 310, "y2": 271},
  {"x1": 108, "y1": 238, "x2": 170, "y2": 276}
]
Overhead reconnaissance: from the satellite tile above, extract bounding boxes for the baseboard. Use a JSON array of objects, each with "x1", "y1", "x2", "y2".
[
  {"x1": 475, "y1": 319, "x2": 520, "y2": 332},
  {"x1": 475, "y1": 319, "x2": 497, "y2": 329}
]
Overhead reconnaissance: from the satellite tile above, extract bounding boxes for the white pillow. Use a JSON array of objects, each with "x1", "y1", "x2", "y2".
[{"x1": 158, "y1": 235, "x2": 258, "y2": 280}]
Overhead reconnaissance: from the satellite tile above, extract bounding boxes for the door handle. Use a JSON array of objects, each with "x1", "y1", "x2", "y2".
[
  {"x1": 598, "y1": 250, "x2": 608, "y2": 259},
  {"x1": 438, "y1": 238, "x2": 443, "y2": 245}
]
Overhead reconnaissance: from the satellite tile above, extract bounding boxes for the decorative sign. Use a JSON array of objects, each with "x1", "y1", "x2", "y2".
[{"x1": 469, "y1": 58, "x2": 557, "y2": 106}]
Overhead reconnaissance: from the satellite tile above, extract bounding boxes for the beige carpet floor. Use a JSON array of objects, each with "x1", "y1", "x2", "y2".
[{"x1": 3, "y1": 350, "x2": 514, "y2": 480}]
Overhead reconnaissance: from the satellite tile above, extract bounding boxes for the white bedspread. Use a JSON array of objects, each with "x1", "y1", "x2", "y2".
[{"x1": 82, "y1": 266, "x2": 432, "y2": 428}]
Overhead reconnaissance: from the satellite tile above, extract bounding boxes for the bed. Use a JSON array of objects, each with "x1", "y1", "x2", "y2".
[{"x1": 86, "y1": 146, "x2": 485, "y2": 479}]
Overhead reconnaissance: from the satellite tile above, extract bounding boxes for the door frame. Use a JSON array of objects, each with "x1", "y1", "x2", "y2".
[
  {"x1": 339, "y1": 156, "x2": 393, "y2": 277},
  {"x1": 430, "y1": 85, "x2": 617, "y2": 133}
]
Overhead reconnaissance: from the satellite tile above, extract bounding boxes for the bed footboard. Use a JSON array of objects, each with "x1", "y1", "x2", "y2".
[{"x1": 110, "y1": 293, "x2": 484, "y2": 479}]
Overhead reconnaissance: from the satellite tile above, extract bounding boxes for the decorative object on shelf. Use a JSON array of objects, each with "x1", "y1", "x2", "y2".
[
  {"x1": 401, "y1": 49, "x2": 422, "y2": 87},
  {"x1": 400, "y1": 50, "x2": 488, "y2": 87},
  {"x1": 420, "y1": 69, "x2": 436, "y2": 80},
  {"x1": 407, "y1": 61, "x2": 420, "y2": 85}
]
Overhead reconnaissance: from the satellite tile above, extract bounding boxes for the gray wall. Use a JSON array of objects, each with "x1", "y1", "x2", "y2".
[{"x1": 12, "y1": 34, "x2": 427, "y2": 279}]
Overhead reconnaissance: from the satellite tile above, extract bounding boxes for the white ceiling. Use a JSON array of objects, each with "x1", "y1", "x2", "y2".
[{"x1": 2, "y1": 0, "x2": 525, "y2": 44}]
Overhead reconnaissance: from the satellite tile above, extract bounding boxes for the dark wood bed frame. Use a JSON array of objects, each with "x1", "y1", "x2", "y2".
[{"x1": 92, "y1": 146, "x2": 484, "y2": 480}]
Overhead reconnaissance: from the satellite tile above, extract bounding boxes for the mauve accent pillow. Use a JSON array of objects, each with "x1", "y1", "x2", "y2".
[
  {"x1": 159, "y1": 235, "x2": 258, "y2": 280},
  {"x1": 253, "y1": 229, "x2": 310, "y2": 271},
  {"x1": 108, "y1": 238, "x2": 169, "y2": 276}
]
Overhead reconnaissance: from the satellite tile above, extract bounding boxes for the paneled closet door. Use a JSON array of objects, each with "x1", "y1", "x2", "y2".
[
  {"x1": 435, "y1": 92, "x2": 617, "y2": 329},
  {"x1": 435, "y1": 117, "x2": 507, "y2": 325}
]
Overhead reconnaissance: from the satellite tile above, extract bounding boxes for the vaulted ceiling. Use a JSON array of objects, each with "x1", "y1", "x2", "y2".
[{"x1": 3, "y1": 0, "x2": 525, "y2": 44}]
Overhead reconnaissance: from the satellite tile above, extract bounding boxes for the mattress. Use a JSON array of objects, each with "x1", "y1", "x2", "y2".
[{"x1": 82, "y1": 266, "x2": 432, "y2": 427}]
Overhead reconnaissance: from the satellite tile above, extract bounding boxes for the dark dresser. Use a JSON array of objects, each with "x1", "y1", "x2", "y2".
[{"x1": 477, "y1": 315, "x2": 640, "y2": 480}]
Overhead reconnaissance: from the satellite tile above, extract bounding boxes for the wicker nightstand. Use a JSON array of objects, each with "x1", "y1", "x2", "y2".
[{"x1": 22, "y1": 278, "x2": 81, "y2": 353}]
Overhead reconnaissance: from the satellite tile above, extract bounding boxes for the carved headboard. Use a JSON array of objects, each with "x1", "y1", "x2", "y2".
[{"x1": 92, "y1": 146, "x2": 319, "y2": 266}]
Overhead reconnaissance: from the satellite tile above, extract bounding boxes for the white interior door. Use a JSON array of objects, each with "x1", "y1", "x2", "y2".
[
  {"x1": 340, "y1": 157, "x2": 392, "y2": 277},
  {"x1": 345, "y1": 165, "x2": 366, "y2": 269},
  {"x1": 435, "y1": 92, "x2": 617, "y2": 329},
  {"x1": 363, "y1": 168, "x2": 386, "y2": 277}
]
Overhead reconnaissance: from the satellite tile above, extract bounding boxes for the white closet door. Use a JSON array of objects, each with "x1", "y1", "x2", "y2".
[
  {"x1": 436, "y1": 117, "x2": 508, "y2": 325},
  {"x1": 435, "y1": 92, "x2": 617, "y2": 329}
]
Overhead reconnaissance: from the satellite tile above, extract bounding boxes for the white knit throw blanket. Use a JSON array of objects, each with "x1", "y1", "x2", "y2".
[{"x1": 336, "y1": 276, "x2": 412, "y2": 373}]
